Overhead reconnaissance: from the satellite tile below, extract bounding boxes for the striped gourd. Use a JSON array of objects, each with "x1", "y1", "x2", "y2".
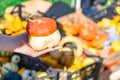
[{"x1": 0, "y1": 51, "x2": 13, "y2": 57}]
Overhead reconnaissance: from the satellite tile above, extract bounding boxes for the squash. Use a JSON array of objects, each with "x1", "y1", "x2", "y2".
[
  {"x1": 90, "y1": 31, "x2": 109, "y2": 48},
  {"x1": 79, "y1": 18, "x2": 98, "y2": 41},
  {"x1": 61, "y1": 21, "x2": 79, "y2": 35},
  {"x1": 26, "y1": 17, "x2": 61, "y2": 50}
]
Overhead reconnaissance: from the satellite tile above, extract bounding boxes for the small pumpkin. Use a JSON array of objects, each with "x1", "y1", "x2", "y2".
[
  {"x1": 79, "y1": 19, "x2": 98, "y2": 41},
  {"x1": 26, "y1": 17, "x2": 57, "y2": 36},
  {"x1": 61, "y1": 21, "x2": 79, "y2": 35},
  {"x1": 90, "y1": 31, "x2": 109, "y2": 48},
  {"x1": 1, "y1": 62, "x2": 19, "y2": 75},
  {"x1": 26, "y1": 17, "x2": 61, "y2": 50},
  {"x1": 22, "y1": 69, "x2": 36, "y2": 80},
  {"x1": 35, "y1": 71, "x2": 50, "y2": 80},
  {"x1": 0, "y1": 56, "x2": 9, "y2": 65}
]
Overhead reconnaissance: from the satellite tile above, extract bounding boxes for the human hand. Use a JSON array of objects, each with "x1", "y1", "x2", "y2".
[{"x1": 14, "y1": 32, "x2": 61, "y2": 57}]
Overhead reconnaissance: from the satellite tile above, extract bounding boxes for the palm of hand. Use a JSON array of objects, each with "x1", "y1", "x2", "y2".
[{"x1": 14, "y1": 33, "x2": 60, "y2": 57}]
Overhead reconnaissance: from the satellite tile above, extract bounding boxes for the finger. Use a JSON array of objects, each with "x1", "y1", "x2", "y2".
[
  {"x1": 43, "y1": 46, "x2": 61, "y2": 52},
  {"x1": 32, "y1": 46, "x2": 62, "y2": 57}
]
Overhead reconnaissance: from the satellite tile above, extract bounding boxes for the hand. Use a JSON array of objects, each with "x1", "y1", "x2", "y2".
[{"x1": 14, "y1": 33, "x2": 61, "y2": 57}]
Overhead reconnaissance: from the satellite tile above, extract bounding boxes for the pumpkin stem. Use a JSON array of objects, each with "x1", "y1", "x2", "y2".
[{"x1": 28, "y1": 11, "x2": 42, "y2": 23}]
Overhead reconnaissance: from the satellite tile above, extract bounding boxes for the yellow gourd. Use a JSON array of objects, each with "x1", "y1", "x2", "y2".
[
  {"x1": 3, "y1": 13, "x2": 27, "y2": 36},
  {"x1": 5, "y1": 13, "x2": 15, "y2": 24},
  {"x1": 35, "y1": 71, "x2": 50, "y2": 80},
  {"x1": 59, "y1": 36, "x2": 83, "y2": 72}
]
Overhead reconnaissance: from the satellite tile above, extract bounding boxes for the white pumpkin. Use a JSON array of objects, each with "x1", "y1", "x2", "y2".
[
  {"x1": 109, "y1": 69, "x2": 120, "y2": 80},
  {"x1": 22, "y1": 69, "x2": 36, "y2": 80},
  {"x1": 11, "y1": 54, "x2": 21, "y2": 64},
  {"x1": 1, "y1": 62, "x2": 19, "y2": 75}
]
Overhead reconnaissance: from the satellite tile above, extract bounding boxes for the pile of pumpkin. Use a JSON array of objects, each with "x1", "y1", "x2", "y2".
[
  {"x1": 0, "y1": 43, "x2": 96, "y2": 80},
  {"x1": 0, "y1": 54, "x2": 61, "y2": 80},
  {"x1": 1, "y1": 7, "x2": 120, "y2": 79},
  {"x1": 40, "y1": 35, "x2": 96, "y2": 71},
  {"x1": 43, "y1": 7, "x2": 120, "y2": 75},
  {"x1": 0, "y1": 13, "x2": 27, "y2": 36},
  {"x1": 57, "y1": 9, "x2": 120, "y2": 57},
  {"x1": 0, "y1": 13, "x2": 28, "y2": 59},
  {"x1": 97, "y1": 14, "x2": 120, "y2": 53},
  {"x1": 0, "y1": 13, "x2": 99, "y2": 80},
  {"x1": 57, "y1": 13, "x2": 109, "y2": 56}
]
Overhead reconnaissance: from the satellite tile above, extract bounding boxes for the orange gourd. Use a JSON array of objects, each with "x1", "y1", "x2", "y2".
[
  {"x1": 61, "y1": 22, "x2": 79, "y2": 35},
  {"x1": 26, "y1": 17, "x2": 57, "y2": 36},
  {"x1": 90, "y1": 31, "x2": 109, "y2": 48},
  {"x1": 79, "y1": 18, "x2": 98, "y2": 41}
]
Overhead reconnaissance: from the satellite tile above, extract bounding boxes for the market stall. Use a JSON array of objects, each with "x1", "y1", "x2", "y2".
[{"x1": 0, "y1": 0, "x2": 120, "y2": 80}]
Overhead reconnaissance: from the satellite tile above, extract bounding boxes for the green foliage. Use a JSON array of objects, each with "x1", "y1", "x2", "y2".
[
  {"x1": 0, "y1": 51, "x2": 13, "y2": 57},
  {"x1": 46, "y1": 0, "x2": 72, "y2": 7},
  {"x1": 0, "y1": 0, "x2": 28, "y2": 16}
]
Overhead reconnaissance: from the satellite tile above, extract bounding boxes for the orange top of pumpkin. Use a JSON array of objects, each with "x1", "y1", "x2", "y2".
[
  {"x1": 79, "y1": 20, "x2": 98, "y2": 41},
  {"x1": 61, "y1": 21, "x2": 79, "y2": 35},
  {"x1": 90, "y1": 31, "x2": 109, "y2": 47},
  {"x1": 26, "y1": 17, "x2": 57, "y2": 36}
]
